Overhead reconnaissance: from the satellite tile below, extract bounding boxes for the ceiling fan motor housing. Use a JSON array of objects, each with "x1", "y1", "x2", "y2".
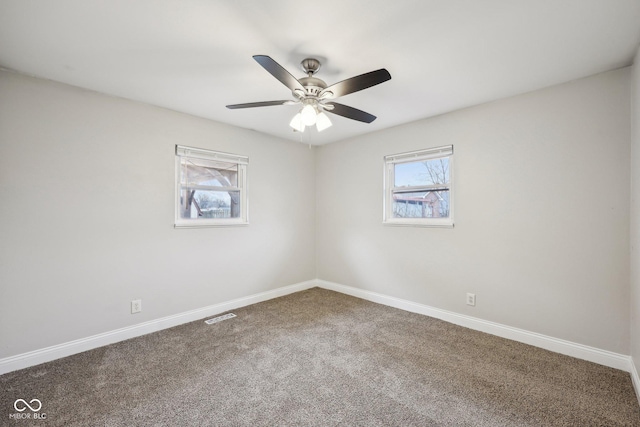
[
  {"x1": 296, "y1": 58, "x2": 328, "y2": 98},
  {"x1": 297, "y1": 76, "x2": 327, "y2": 97}
]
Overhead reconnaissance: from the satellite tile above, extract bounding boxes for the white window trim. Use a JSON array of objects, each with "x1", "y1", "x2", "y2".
[
  {"x1": 175, "y1": 145, "x2": 249, "y2": 228},
  {"x1": 383, "y1": 145, "x2": 454, "y2": 228}
]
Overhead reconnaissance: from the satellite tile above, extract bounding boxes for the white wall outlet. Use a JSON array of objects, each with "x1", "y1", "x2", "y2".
[
  {"x1": 131, "y1": 299, "x2": 142, "y2": 314},
  {"x1": 466, "y1": 293, "x2": 476, "y2": 306}
]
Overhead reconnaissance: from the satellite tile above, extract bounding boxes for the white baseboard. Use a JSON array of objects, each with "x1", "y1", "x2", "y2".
[
  {"x1": 0, "y1": 280, "x2": 316, "y2": 375},
  {"x1": 631, "y1": 358, "x2": 640, "y2": 406},
  {"x1": 316, "y1": 280, "x2": 634, "y2": 373}
]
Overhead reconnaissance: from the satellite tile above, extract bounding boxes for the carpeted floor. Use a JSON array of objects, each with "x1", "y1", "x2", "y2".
[{"x1": 2, "y1": 288, "x2": 639, "y2": 426}]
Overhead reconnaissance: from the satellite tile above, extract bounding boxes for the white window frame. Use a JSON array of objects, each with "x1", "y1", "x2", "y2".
[
  {"x1": 175, "y1": 145, "x2": 249, "y2": 228},
  {"x1": 383, "y1": 145, "x2": 454, "y2": 228}
]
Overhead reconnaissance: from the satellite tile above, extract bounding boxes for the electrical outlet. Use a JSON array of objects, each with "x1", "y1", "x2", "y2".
[
  {"x1": 466, "y1": 293, "x2": 476, "y2": 306},
  {"x1": 131, "y1": 299, "x2": 142, "y2": 314}
]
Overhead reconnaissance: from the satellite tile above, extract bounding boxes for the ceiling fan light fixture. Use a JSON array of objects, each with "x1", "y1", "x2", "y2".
[
  {"x1": 300, "y1": 104, "x2": 317, "y2": 126},
  {"x1": 316, "y1": 112, "x2": 332, "y2": 132},
  {"x1": 289, "y1": 113, "x2": 305, "y2": 132},
  {"x1": 227, "y1": 55, "x2": 392, "y2": 135}
]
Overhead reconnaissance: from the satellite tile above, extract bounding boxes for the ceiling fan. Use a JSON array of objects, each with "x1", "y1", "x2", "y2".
[{"x1": 226, "y1": 55, "x2": 391, "y2": 132}]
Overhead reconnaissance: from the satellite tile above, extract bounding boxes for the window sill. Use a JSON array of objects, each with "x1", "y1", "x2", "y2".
[
  {"x1": 383, "y1": 220, "x2": 454, "y2": 228},
  {"x1": 174, "y1": 221, "x2": 249, "y2": 229}
]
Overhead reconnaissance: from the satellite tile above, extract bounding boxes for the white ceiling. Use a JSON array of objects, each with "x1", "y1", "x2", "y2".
[{"x1": 1, "y1": 0, "x2": 639, "y2": 145}]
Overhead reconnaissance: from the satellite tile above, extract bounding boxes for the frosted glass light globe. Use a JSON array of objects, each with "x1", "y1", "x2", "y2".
[
  {"x1": 289, "y1": 113, "x2": 305, "y2": 132},
  {"x1": 301, "y1": 104, "x2": 317, "y2": 126},
  {"x1": 316, "y1": 112, "x2": 332, "y2": 132}
]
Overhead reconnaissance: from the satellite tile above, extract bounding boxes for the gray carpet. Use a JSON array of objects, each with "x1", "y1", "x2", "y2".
[{"x1": 1, "y1": 288, "x2": 639, "y2": 426}]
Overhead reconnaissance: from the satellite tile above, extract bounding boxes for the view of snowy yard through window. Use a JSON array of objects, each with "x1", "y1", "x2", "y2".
[
  {"x1": 180, "y1": 157, "x2": 239, "y2": 219},
  {"x1": 175, "y1": 145, "x2": 248, "y2": 227}
]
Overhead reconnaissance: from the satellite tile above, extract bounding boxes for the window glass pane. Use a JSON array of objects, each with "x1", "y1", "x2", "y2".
[
  {"x1": 181, "y1": 158, "x2": 238, "y2": 187},
  {"x1": 393, "y1": 190, "x2": 450, "y2": 218},
  {"x1": 179, "y1": 189, "x2": 240, "y2": 219},
  {"x1": 394, "y1": 158, "x2": 449, "y2": 187}
]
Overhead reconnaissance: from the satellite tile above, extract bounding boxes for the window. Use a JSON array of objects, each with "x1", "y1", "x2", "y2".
[
  {"x1": 383, "y1": 145, "x2": 453, "y2": 227},
  {"x1": 175, "y1": 145, "x2": 248, "y2": 227}
]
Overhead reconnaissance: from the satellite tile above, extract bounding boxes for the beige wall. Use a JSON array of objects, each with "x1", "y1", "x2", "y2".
[
  {"x1": 0, "y1": 70, "x2": 316, "y2": 358},
  {"x1": 316, "y1": 68, "x2": 631, "y2": 353},
  {"x1": 631, "y1": 47, "x2": 640, "y2": 370}
]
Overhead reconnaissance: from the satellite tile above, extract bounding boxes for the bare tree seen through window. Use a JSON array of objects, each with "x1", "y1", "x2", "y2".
[{"x1": 393, "y1": 157, "x2": 450, "y2": 218}]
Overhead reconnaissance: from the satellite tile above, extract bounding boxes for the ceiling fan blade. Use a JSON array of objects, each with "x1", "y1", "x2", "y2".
[
  {"x1": 253, "y1": 55, "x2": 305, "y2": 92},
  {"x1": 321, "y1": 69, "x2": 391, "y2": 99},
  {"x1": 324, "y1": 102, "x2": 377, "y2": 123},
  {"x1": 226, "y1": 100, "x2": 291, "y2": 109}
]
